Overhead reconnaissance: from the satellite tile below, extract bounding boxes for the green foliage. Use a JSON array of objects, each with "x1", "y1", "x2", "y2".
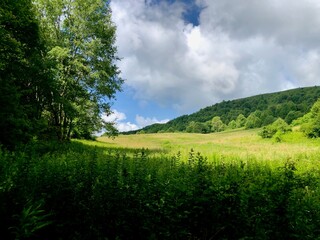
[
  {"x1": 245, "y1": 111, "x2": 262, "y2": 129},
  {"x1": 136, "y1": 87, "x2": 320, "y2": 134},
  {"x1": 168, "y1": 116, "x2": 226, "y2": 134},
  {"x1": 285, "y1": 110, "x2": 303, "y2": 124},
  {"x1": 33, "y1": 0, "x2": 123, "y2": 141},
  {"x1": 298, "y1": 99, "x2": 320, "y2": 138},
  {"x1": 1, "y1": 142, "x2": 320, "y2": 239},
  {"x1": 10, "y1": 200, "x2": 52, "y2": 239},
  {"x1": 186, "y1": 121, "x2": 210, "y2": 133},
  {"x1": 273, "y1": 118, "x2": 292, "y2": 133},
  {"x1": 260, "y1": 110, "x2": 276, "y2": 125},
  {"x1": 259, "y1": 118, "x2": 292, "y2": 139},
  {"x1": 292, "y1": 112, "x2": 312, "y2": 126},
  {"x1": 236, "y1": 114, "x2": 247, "y2": 128},
  {"x1": 0, "y1": 0, "x2": 48, "y2": 148},
  {"x1": 0, "y1": 0, "x2": 122, "y2": 147},
  {"x1": 211, "y1": 116, "x2": 226, "y2": 132},
  {"x1": 228, "y1": 119, "x2": 237, "y2": 129}
]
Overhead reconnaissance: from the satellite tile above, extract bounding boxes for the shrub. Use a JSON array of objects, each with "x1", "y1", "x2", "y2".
[
  {"x1": 259, "y1": 118, "x2": 291, "y2": 139},
  {"x1": 299, "y1": 99, "x2": 320, "y2": 138}
]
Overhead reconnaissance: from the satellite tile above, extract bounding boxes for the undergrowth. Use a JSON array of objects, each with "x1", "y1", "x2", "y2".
[{"x1": 1, "y1": 141, "x2": 320, "y2": 239}]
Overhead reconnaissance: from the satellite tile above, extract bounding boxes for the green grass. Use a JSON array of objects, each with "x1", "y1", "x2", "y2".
[{"x1": 96, "y1": 129, "x2": 320, "y2": 168}]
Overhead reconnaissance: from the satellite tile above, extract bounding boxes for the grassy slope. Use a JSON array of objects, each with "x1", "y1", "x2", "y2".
[{"x1": 95, "y1": 129, "x2": 320, "y2": 166}]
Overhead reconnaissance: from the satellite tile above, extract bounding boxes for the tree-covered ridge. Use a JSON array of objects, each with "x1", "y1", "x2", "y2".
[{"x1": 129, "y1": 86, "x2": 320, "y2": 134}]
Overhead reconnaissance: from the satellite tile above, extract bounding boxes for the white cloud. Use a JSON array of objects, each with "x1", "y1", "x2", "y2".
[
  {"x1": 103, "y1": 109, "x2": 169, "y2": 132},
  {"x1": 136, "y1": 115, "x2": 169, "y2": 128},
  {"x1": 111, "y1": 0, "x2": 320, "y2": 114},
  {"x1": 102, "y1": 110, "x2": 138, "y2": 132},
  {"x1": 199, "y1": 0, "x2": 320, "y2": 48},
  {"x1": 116, "y1": 122, "x2": 139, "y2": 132},
  {"x1": 295, "y1": 50, "x2": 320, "y2": 86},
  {"x1": 102, "y1": 109, "x2": 126, "y2": 122}
]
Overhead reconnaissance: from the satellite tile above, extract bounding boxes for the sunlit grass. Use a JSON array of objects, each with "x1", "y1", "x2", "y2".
[{"x1": 96, "y1": 129, "x2": 319, "y2": 158}]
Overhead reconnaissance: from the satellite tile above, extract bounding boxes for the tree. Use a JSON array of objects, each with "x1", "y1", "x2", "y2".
[
  {"x1": 300, "y1": 99, "x2": 320, "y2": 138},
  {"x1": 228, "y1": 120, "x2": 237, "y2": 129},
  {"x1": 245, "y1": 112, "x2": 262, "y2": 129},
  {"x1": 211, "y1": 116, "x2": 226, "y2": 132},
  {"x1": 285, "y1": 111, "x2": 303, "y2": 124},
  {"x1": 186, "y1": 121, "x2": 209, "y2": 133},
  {"x1": 33, "y1": 0, "x2": 123, "y2": 140},
  {"x1": 260, "y1": 110, "x2": 275, "y2": 126},
  {"x1": 236, "y1": 114, "x2": 246, "y2": 128},
  {"x1": 259, "y1": 118, "x2": 291, "y2": 139},
  {"x1": 0, "y1": 0, "x2": 48, "y2": 148}
]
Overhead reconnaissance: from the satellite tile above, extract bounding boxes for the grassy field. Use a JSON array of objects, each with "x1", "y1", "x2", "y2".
[{"x1": 94, "y1": 129, "x2": 320, "y2": 167}]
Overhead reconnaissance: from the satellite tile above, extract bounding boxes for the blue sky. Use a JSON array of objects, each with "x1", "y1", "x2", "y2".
[{"x1": 106, "y1": 0, "x2": 320, "y2": 132}]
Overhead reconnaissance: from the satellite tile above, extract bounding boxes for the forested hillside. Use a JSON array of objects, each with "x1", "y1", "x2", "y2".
[{"x1": 126, "y1": 86, "x2": 320, "y2": 134}]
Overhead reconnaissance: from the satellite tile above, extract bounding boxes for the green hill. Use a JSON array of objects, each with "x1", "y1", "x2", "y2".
[{"x1": 124, "y1": 86, "x2": 320, "y2": 134}]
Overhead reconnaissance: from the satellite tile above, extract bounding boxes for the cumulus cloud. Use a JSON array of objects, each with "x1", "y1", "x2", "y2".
[
  {"x1": 199, "y1": 0, "x2": 320, "y2": 47},
  {"x1": 103, "y1": 109, "x2": 169, "y2": 132},
  {"x1": 102, "y1": 110, "x2": 138, "y2": 132},
  {"x1": 111, "y1": 0, "x2": 320, "y2": 114},
  {"x1": 102, "y1": 109, "x2": 126, "y2": 122},
  {"x1": 136, "y1": 115, "x2": 169, "y2": 128}
]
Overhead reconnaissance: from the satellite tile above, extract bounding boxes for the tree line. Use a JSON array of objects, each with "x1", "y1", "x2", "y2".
[
  {"x1": 130, "y1": 86, "x2": 320, "y2": 134},
  {"x1": 156, "y1": 97, "x2": 320, "y2": 143},
  {"x1": 0, "y1": 0, "x2": 122, "y2": 149}
]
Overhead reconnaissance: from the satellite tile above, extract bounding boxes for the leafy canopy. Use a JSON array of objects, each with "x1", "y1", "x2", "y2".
[
  {"x1": 33, "y1": 0, "x2": 123, "y2": 140},
  {"x1": 0, "y1": 0, "x2": 47, "y2": 148},
  {"x1": 0, "y1": 0, "x2": 123, "y2": 148}
]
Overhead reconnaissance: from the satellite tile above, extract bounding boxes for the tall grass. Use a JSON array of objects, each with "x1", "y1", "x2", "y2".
[
  {"x1": 1, "y1": 141, "x2": 320, "y2": 239},
  {"x1": 97, "y1": 130, "x2": 320, "y2": 162}
]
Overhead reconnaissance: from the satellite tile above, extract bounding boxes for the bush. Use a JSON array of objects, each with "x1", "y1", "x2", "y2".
[
  {"x1": 259, "y1": 118, "x2": 291, "y2": 139},
  {"x1": 299, "y1": 99, "x2": 320, "y2": 138}
]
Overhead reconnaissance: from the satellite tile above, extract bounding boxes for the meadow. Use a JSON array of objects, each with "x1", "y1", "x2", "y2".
[
  {"x1": 2, "y1": 129, "x2": 320, "y2": 239},
  {"x1": 97, "y1": 129, "x2": 320, "y2": 169}
]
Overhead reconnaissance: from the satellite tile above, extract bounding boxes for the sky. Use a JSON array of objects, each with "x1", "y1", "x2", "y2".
[{"x1": 104, "y1": 0, "x2": 320, "y2": 132}]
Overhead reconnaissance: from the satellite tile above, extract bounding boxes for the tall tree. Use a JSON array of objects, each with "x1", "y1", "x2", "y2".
[
  {"x1": 33, "y1": 0, "x2": 123, "y2": 140},
  {"x1": 0, "y1": 0, "x2": 47, "y2": 148}
]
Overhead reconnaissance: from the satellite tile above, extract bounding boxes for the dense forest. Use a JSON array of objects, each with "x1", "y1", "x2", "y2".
[
  {"x1": 0, "y1": 0, "x2": 122, "y2": 149},
  {"x1": 125, "y1": 86, "x2": 320, "y2": 134}
]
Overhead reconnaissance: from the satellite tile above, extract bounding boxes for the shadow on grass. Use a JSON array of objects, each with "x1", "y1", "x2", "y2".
[{"x1": 17, "y1": 139, "x2": 169, "y2": 158}]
